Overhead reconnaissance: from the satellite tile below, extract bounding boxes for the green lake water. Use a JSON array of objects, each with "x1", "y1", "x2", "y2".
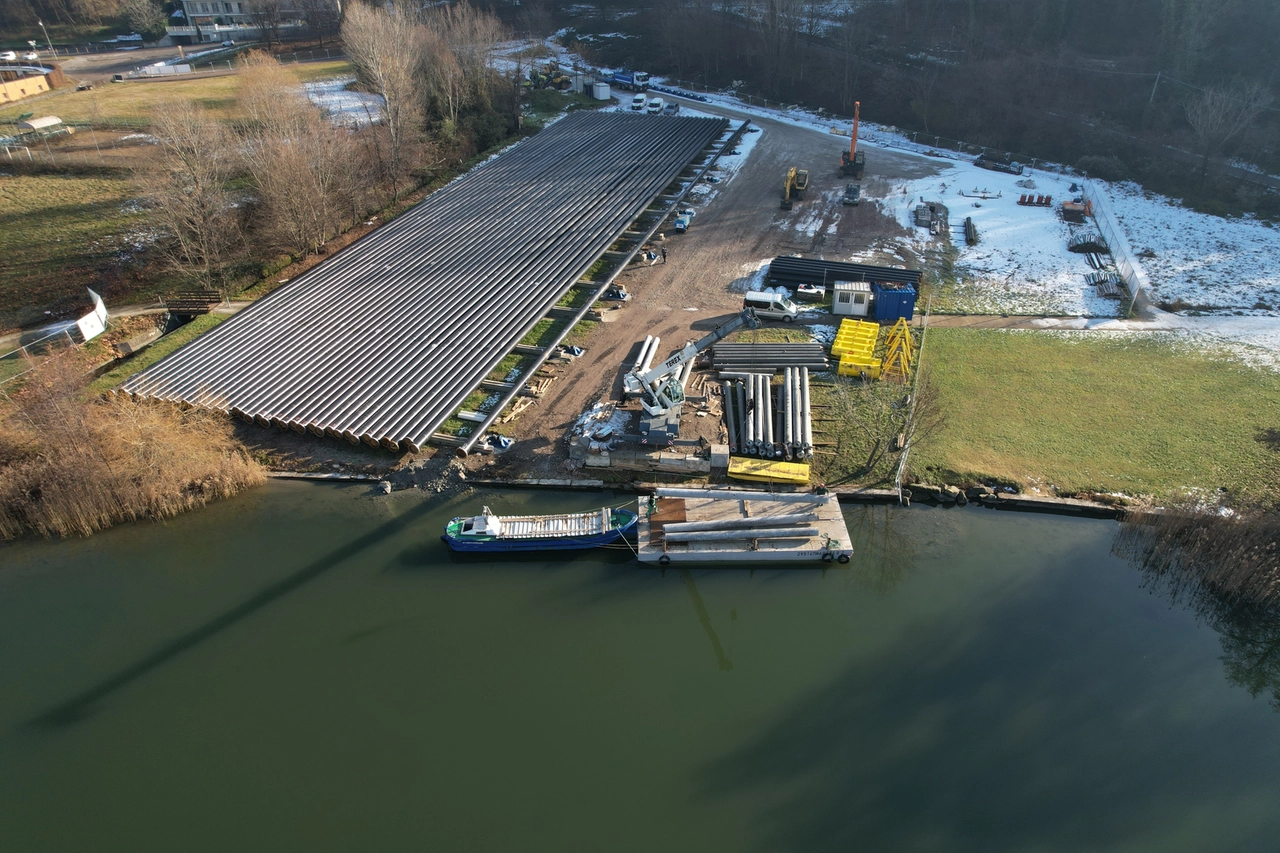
[{"x1": 2, "y1": 481, "x2": 1279, "y2": 852}]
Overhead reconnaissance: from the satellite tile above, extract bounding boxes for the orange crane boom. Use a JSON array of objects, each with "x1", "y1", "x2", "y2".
[{"x1": 850, "y1": 100, "x2": 860, "y2": 162}]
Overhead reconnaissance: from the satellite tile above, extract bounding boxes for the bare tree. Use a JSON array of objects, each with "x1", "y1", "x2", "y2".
[
  {"x1": 1184, "y1": 82, "x2": 1273, "y2": 179},
  {"x1": 420, "y1": 1, "x2": 507, "y2": 111},
  {"x1": 299, "y1": 0, "x2": 340, "y2": 45},
  {"x1": 342, "y1": 1, "x2": 425, "y2": 197},
  {"x1": 244, "y1": 0, "x2": 284, "y2": 46},
  {"x1": 117, "y1": 0, "x2": 167, "y2": 40},
  {"x1": 140, "y1": 100, "x2": 242, "y2": 287},
  {"x1": 237, "y1": 50, "x2": 357, "y2": 257}
]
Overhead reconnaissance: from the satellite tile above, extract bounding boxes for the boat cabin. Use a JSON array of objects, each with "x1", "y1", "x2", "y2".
[{"x1": 459, "y1": 509, "x2": 502, "y2": 537}]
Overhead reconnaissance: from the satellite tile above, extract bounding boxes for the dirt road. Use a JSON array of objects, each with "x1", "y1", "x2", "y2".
[{"x1": 478, "y1": 100, "x2": 945, "y2": 479}]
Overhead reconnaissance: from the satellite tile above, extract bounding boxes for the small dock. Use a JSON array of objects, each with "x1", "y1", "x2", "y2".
[{"x1": 636, "y1": 487, "x2": 854, "y2": 565}]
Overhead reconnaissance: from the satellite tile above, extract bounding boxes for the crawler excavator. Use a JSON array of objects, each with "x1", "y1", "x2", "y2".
[
  {"x1": 841, "y1": 101, "x2": 866, "y2": 179},
  {"x1": 780, "y1": 167, "x2": 808, "y2": 210}
]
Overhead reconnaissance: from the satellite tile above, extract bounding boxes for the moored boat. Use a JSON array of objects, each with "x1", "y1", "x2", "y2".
[{"x1": 442, "y1": 505, "x2": 638, "y2": 552}]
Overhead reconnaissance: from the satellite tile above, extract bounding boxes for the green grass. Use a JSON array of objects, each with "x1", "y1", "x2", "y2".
[
  {"x1": 0, "y1": 62, "x2": 353, "y2": 126},
  {"x1": 0, "y1": 173, "x2": 158, "y2": 329},
  {"x1": 911, "y1": 329, "x2": 1280, "y2": 500},
  {"x1": 725, "y1": 327, "x2": 814, "y2": 344},
  {"x1": 88, "y1": 314, "x2": 226, "y2": 394}
]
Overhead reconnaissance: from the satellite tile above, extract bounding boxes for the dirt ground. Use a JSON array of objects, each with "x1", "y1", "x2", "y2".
[{"x1": 472, "y1": 99, "x2": 945, "y2": 481}]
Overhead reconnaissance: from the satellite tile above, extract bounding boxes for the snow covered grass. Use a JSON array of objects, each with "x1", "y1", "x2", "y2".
[
  {"x1": 913, "y1": 328, "x2": 1280, "y2": 500},
  {"x1": 1100, "y1": 181, "x2": 1280, "y2": 315},
  {"x1": 304, "y1": 77, "x2": 384, "y2": 127}
]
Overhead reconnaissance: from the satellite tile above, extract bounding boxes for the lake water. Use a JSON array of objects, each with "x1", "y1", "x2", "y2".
[{"x1": 2, "y1": 481, "x2": 1278, "y2": 851}]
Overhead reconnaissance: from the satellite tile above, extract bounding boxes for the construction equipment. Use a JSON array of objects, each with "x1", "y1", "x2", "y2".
[
  {"x1": 781, "y1": 167, "x2": 800, "y2": 209},
  {"x1": 840, "y1": 101, "x2": 866, "y2": 178},
  {"x1": 631, "y1": 308, "x2": 760, "y2": 417}
]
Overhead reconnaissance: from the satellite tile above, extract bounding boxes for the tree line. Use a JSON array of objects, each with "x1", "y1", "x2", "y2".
[
  {"x1": 552, "y1": 0, "x2": 1280, "y2": 216},
  {"x1": 143, "y1": 1, "x2": 516, "y2": 290}
]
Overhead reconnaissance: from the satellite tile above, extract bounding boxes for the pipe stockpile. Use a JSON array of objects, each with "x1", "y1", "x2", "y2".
[
  {"x1": 721, "y1": 380, "x2": 737, "y2": 452},
  {"x1": 120, "y1": 112, "x2": 728, "y2": 452},
  {"x1": 766, "y1": 256, "x2": 923, "y2": 288},
  {"x1": 661, "y1": 513, "x2": 822, "y2": 534},
  {"x1": 663, "y1": 527, "x2": 821, "y2": 543},
  {"x1": 711, "y1": 343, "x2": 829, "y2": 372},
  {"x1": 762, "y1": 366, "x2": 812, "y2": 461}
]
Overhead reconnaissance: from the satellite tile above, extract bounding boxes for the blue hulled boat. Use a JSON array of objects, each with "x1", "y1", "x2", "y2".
[{"x1": 442, "y1": 505, "x2": 638, "y2": 553}]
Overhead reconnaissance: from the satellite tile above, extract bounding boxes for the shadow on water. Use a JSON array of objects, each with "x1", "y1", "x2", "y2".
[
  {"x1": 698, "y1": 553, "x2": 1280, "y2": 852},
  {"x1": 1114, "y1": 508, "x2": 1280, "y2": 712},
  {"x1": 844, "y1": 504, "x2": 917, "y2": 594},
  {"x1": 27, "y1": 498, "x2": 440, "y2": 730},
  {"x1": 681, "y1": 569, "x2": 733, "y2": 671}
]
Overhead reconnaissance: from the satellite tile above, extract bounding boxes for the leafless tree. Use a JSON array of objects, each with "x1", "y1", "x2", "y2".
[
  {"x1": 420, "y1": 1, "x2": 507, "y2": 111},
  {"x1": 342, "y1": 1, "x2": 425, "y2": 197},
  {"x1": 139, "y1": 100, "x2": 242, "y2": 287},
  {"x1": 244, "y1": 0, "x2": 284, "y2": 46},
  {"x1": 237, "y1": 50, "x2": 357, "y2": 257},
  {"x1": 1184, "y1": 82, "x2": 1273, "y2": 179},
  {"x1": 117, "y1": 0, "x2": 166, "y2": 40},
  {"x1": 299, "y1": 0, "x2": 339, "y2": 45}
]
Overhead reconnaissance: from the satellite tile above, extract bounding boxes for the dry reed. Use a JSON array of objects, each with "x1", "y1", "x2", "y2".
[{"x1": 0, "y1": 358, "x2": 264, "y2": 540}]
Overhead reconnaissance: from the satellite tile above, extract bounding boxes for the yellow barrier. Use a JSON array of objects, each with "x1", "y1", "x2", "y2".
[{"x1": 880, "y1": 318, "x2": 914, "y2": 383}]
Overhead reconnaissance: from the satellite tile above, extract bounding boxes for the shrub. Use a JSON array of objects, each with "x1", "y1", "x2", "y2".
[{"x1": 1075, "y1": 155, "x2": 1130, "y2": 182}]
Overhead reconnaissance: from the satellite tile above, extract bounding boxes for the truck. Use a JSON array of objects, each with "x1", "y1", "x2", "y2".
[{"x1": 607, "y1": 70, "x2": 650, "y2": 92}]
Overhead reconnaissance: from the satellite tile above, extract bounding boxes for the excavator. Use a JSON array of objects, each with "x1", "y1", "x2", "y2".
[
  {"x1": 841, "y1": 100, "x2": 866, "y2": 179},
  {"x1": 780, "y1": 167, "x2": 809, "y2": 210}
]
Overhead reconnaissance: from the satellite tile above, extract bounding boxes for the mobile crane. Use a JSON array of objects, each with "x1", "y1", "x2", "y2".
[
  {"x1": 841, "y1": 101, "x2": 866, "y2": 178},
  {"x1": 632, "y1": 308, "x2": 760, "y2": 419}
]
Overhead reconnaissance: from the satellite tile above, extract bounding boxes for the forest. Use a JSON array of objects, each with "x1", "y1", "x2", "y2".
[{"x1": 522, "y1": 0, "x2": 1280, "y2": 216}]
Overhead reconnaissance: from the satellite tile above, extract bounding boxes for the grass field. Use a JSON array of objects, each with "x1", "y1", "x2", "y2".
[
  {"x1": 910, "y1": 329, "x2": 1280, "y2": 501},
  {"x1": 0, "y1": 60, "x2": 353, "y2": 126},
  {"x1": 0, "y1": 173, "x2": 162, "y2": 328}
]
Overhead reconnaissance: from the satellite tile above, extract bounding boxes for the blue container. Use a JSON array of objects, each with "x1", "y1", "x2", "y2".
[{"x1": 871, "y1": 282, "x2": 917, "y2": 322}]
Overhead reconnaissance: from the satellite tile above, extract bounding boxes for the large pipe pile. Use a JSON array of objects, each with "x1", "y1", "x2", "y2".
[
  {"x1": 721, "y1": 369, "x2": 813, "y2": 459},
  {"x1": 120, "y1": 112, "x2": 727, "y2": 452},
  {"x1": 766, "y1": 256, "x2": 923, "y2": 288},
  {"x1": 711, "y1": 343, "x2": 829, "y2": 372}
]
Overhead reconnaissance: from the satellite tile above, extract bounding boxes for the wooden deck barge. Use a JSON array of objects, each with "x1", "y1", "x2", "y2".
[{"x1": 636, "y1": 487, "x2": 854, "y2": 565}]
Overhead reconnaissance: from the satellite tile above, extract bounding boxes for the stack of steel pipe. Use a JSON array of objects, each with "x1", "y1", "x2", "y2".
[
  {"x1": 766, "y1": 256, "x2": 923, "y2": 288},
  {"x1": 722, "y1": 372, "x2": 787, "y2": 458},
  {"x1": 119, "y1": 112, "x2": 727, "y2": 452},
  {"x1": 660, "y1": 512, "x2": 822, "y2": 542},
  {"x1": 775, "y1": 366, "x2": 813, "y2": 460},
  {"x1": 711, "y1": 343, "x2": 829, "y2": 372}
]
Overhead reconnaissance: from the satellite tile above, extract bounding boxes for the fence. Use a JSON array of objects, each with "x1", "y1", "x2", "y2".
[
  {"x1": 1079, "y1": 182, "x2": 1145, "y2": 317},
  {"x1": 0, "y1": 326, "x2": 83, "y2": 389}
]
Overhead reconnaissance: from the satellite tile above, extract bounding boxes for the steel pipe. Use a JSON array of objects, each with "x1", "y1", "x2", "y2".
[
  {"x1": 661, "y1": 513, "x2": 821, "y2": 533},
  {"x1": 662, "y1": 526, "x2": 821, "y2": 543}
]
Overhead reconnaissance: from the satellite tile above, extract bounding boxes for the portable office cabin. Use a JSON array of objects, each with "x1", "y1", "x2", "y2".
[
  {"x1": 871, "y1": 282, "x2": 917, "y2": 322},
  {"x1": 831, "y1": 281, "x2": 871, "y2": 317}
]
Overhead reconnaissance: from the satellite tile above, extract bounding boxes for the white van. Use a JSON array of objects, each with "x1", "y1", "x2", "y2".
[
  {"x1": 630, "y1": 94, "x2": 647, "y2": 112},
  {"x1": 743, "y1": 290, "x2": 800, "y2": 322},
  {"x1": 646, "y1": 97, "x2": 664, "y2": 114}
]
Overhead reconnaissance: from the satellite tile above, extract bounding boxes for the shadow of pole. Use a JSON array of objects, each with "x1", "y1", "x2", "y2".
[
  {"x1": 27, "y1": 497, "x2": 439, "y2": 730},
  {"x1": 682, "y1": 568, "x2": 733, "y2": 671}
]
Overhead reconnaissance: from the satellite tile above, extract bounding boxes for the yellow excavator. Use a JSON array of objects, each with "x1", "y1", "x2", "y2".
[{"x1": 781, "y1": 167, "x2": 809, "y2": 210}]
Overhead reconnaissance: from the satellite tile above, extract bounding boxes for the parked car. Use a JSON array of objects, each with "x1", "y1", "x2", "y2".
[
  {"x1": 221, "y1": 40, "x2": 236, "y2": 47},
  {"x1": 629, "y1": 93, "x2": 646, "y2": 111},
  {"x1": 22, "y1": 51, "x2": 39, "y2": 61},
  {"x1": 646, "y1": 97, "x2": 664, "y2": 114},
  {"x1": 0, "y1": 51, "x2": 17, "y2": 61},
  {"x1": 673, "y1": 213, "x2": 693, "y2": 232},
  {"x1": 793, "y1": 284, "x2": 826, "y2": 302},
  {"x1": 661, "y1": 101, "x2": 680, "y2": 116},
  {"x1": 842, "y1": 183, "x2": 861, "y2": 206}
]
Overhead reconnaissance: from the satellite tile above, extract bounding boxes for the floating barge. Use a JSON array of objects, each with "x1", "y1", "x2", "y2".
[{"x1": 636, "y1": 488, "x2": 853, "y2": 565}]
